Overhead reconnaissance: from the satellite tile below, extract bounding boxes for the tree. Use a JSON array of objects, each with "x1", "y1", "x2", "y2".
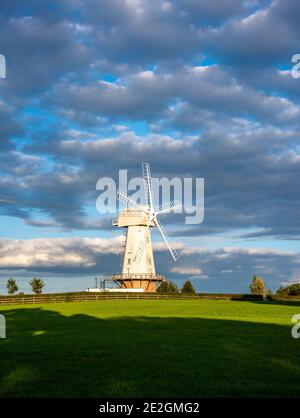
[
  {"x1": 6, "y1": 277, "x2": 18, "y2": 295},
  {"x1": 29, "y1": 277, "x2": 45, "y2": 295},
  {"x1": 157, "y1": 280, "x2": 179, "y2": 293},
  {"x1": 287, "y1": 284, "x2": 300, "y2": 296},
  {"x1": 276, "y1": 284, "x2": 300, "y2": 296},
  {"x1": 250, "y1": 275, "x2": 267, "y2": 296},
  {"x1": 276, "y1": 286, "x2": 286, "y2": 295},
  {"x1": 181, "y1": 280, "x2": 196, "y2": 294}
]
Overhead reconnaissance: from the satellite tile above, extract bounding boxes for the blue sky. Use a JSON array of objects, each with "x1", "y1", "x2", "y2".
[{"x1": 0, "y1": 0, "x2": 300, "y2": 293}]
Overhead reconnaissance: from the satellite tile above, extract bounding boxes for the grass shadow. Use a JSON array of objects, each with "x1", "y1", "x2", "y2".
[
  {"x1": 248, "y1": 299, "x2": 300, "y2": 308},
  {"x1": 0, "y1": 307, "x2": 300, "y2": 398}
]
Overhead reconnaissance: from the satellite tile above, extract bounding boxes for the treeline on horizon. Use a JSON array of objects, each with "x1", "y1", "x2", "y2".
[{"x1": 2, "y1": 275, "x2": 300, "y2": 297}]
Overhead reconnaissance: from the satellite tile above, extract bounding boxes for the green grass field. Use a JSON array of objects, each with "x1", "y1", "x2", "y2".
[{"x1": 1, "y1": 299, "x2": 300, "y2": 397}]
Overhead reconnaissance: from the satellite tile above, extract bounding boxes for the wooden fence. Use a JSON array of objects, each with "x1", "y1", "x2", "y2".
[{"x1": 0, "y1": 292, "x2": 263, "y2": 306}]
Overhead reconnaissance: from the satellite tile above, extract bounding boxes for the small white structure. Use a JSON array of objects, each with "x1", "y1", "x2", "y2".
[{"x1": 86, "y1": 287, "x2": 144, "y2": 293}]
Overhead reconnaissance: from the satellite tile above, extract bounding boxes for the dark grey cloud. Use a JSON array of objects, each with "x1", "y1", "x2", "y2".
[
  {"x1": 177, "y1": 0, "x2": 245, "y2": 25},
  {"x1": 1, "y1": 120, "x2": 299, "y2": 241},
  {"x1": 0, "y1": 0, "x2": 80, "y2": 21},
  {"x1": 81, "y1": 0, "x2": 203, "y2": 64},
  {"x1": 51, "y1": 66, "x2": 300, "y2": 127},
  {"x1": 223, "y1": 67, "x2": 300, "y2": 106},
  {"x1": 0, "y1": 101, "x2": 23, "y2": 150},
  {"x1": 0, "y1": 15, "x2": 91, "y2": 96},
  {"x1": 79, "y1": 0, "x2": 274, "y2": 66},
  {"x1": 204, "y1": 0, "x2": 300, "y2": 66}
]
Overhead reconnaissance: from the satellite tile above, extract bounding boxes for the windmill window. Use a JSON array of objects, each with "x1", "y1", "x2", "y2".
[
  {"x1": 127, "y1": 258, "x2": 131, "y2": 265},
  {"x1": 148, "y1": 258, "x2": 152, "y2": 265}
]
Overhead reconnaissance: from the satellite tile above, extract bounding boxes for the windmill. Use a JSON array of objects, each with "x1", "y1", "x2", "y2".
[{"x1": 112, "y1": 162, "x2": 181, "y2": 292}]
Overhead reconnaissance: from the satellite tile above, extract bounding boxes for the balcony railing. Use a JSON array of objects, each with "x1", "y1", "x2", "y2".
[
  {"x1": 119, "y1": 210, "x2": 146, "y2": 217},
  {"x1": 112, "y1": 273, "x2": 165, "y2": 281}
]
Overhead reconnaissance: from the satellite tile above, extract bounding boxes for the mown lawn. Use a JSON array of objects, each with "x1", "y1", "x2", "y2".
[{"x1": 0, "y1": 299, "x2": 300, "y2": 397}]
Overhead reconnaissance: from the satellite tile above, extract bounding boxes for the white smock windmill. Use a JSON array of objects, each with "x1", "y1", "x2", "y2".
[{"x1": 112, "y1": 162, "x2": 180, "y2": 292}]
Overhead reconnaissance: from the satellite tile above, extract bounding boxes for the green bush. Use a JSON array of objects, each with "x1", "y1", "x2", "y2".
[
  {"x1": 6, "y1": 277, "x2": 18, "y2": 295},
  {"x1": 250, "y1": 275, "x2": 267, "y2": 296},
  {"x1": 287, "y1": 284, "x2": 300, "y2": 296},
  {"x1": 276, "y1": 283, "x2": 300, "y2": 296},
  {"x1": 288, "y1": 284, "x2": 300, "y2": 296},
  {"x1": 181, "y1": 280, "x2": 196, "y2": 294},
  {"x1": 29, "y1": 277, "x2": 45, "y2": 295},
  {"x1": 157, "y1": 280, "x2": 179, "y2": 293}
]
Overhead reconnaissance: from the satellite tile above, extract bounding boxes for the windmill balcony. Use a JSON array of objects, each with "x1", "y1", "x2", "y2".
[
  {"x1": 112, "y1": 273, "x2": 166, "y2": 292},
  {"x1": 112, "y1": 273, "x2": 165, "y2": 280}
]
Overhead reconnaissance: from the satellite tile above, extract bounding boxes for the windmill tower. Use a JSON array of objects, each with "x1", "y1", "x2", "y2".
[{"x1": 112, "y1": 162, "x2": 180, "y2": 292}]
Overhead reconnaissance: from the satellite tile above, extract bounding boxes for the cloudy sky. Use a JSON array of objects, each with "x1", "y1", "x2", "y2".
[{"x1": 0, "y1": 0, "x2": 300, "y2": 293}]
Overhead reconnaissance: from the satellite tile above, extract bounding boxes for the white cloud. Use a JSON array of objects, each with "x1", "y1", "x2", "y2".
[
  {"x1": 170, "y1": 267, "x2": 203, "y2": 275},
  {"x1": 0, "y1": 236, "x2": 123, "y2": 269}
]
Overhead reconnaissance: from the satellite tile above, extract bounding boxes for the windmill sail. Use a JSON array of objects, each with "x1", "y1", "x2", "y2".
[{"x1": 142, "y1": 162, "x2": 154, "y2": 209}]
